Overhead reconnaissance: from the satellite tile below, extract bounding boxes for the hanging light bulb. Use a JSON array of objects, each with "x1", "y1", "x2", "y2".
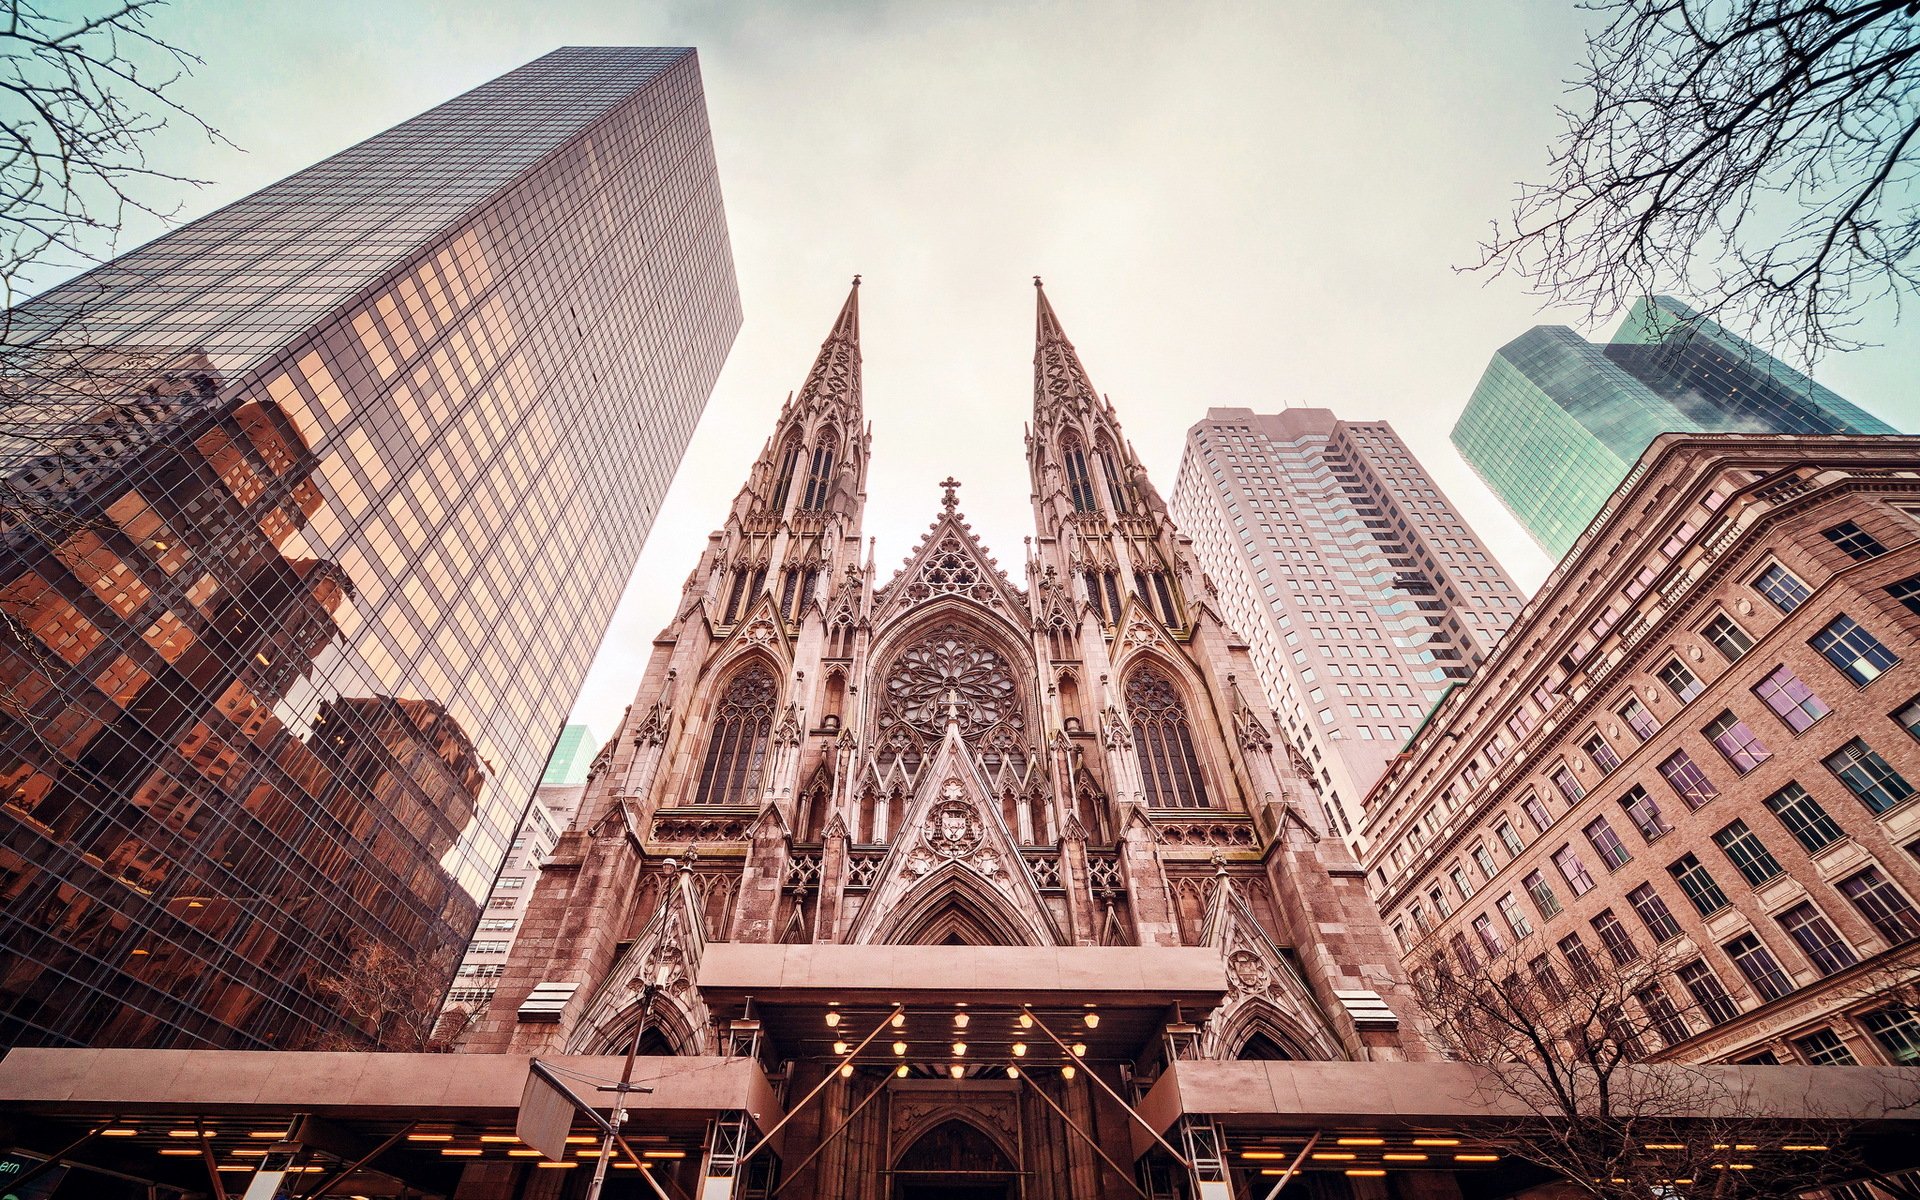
[
  {"x1": 951, "y1": 1042, "x2": 967, "y2": 1056},
  {"x1": 893, "y1": 1041, "x2": 907, "y2": 1056},
  {"x1": 840, "y1": 1063, "x2": 854, "y2": 1078},
  {"x1": 896, "y1": 1064, "x2": 909, "y2": 1078},
  {"x1": 1006, "y1": 1065, "x2": 1020, "y2": 1079},
  {"x1": 1061, "y1": 1065, "x2": 1076, "y2": 1080},
  {"x1": 891, "y1": 1012, "x2": 906, "y2": 1029},
  {"x1": 1083, "y1": 1012, "x2": 1100, "y2": 1029},
  {"x1": 953, "y1": 1012, "x2": 970, "y2": 1029},
  {"x1": 1011, "y1": 1042, "x2": 1027, "y2": 1057},
  {"x1": 824, "y1": 1011, "x2": 841, "y2": 1028},
  {"x1": 833, "y1": 1041, "x2": 849, "y2": 1056},
  {"x1": 1072, "y1": 1043, "x2": 1087, "y2": 1057},
  {"x1": 949, "y1": 1065, "x2": 965, "y2": 1080},
  {"x1": 1018, "y1": 1013, "x2": 1033, "y2": 1029}
]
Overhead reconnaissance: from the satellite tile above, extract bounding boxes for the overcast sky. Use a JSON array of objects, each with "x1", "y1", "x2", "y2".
[{"x1": 64, "y1": 0, "x2": 1920, "y2": 744}]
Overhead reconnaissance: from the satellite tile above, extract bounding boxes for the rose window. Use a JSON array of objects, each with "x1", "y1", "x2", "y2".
[{"x1": 882, "y1": 624, "x2": 1022, "y2": 745}]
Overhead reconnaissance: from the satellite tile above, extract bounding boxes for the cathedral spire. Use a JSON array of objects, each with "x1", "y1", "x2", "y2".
[
  {"x1": 1032, "y1": 276, "x2": 1099, "y2": 419},
  {"x1": 795, "y1": 275, "x2": 863, "y2": 416}
]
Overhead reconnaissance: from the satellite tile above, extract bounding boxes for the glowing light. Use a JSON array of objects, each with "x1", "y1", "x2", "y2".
[
  {"x1": 247, "y1": 1131, "x2": 284, "y2": 1140},
  {"x1": 1336, "y1": 1138, "x2": 1384, "y2": 1147},
  {"x1": 158, "y1": 1149, "x2": 202, "y2": 1157},
  {"x1": 1346, "y1": 1169, "x2": 1387, "y2": 1177},
  {"x1": 1455, "y1": 1154, "x2": 1501, "y2": 1163},
  {"x1": 953, "y1": 1012, "x2": 970, "y2": 1029},
  {"x1": 840, "y1": 1063, "x2": 854, "y2": 1078},
  {"x1": 1242, "y1": 1151, "x2": 1288, "y2": 1161},
  {"x1": 644, "y1": 1151, "x2": 687, "y2": 1159},
  {"x1": 951, "y1": 1042, "x2": 967, "y2": 1056},
  {"x1": 1311, "y1": 1153, "x2": 1356, "y2": 1162},
  {"x1": 824, "y1": 1012, "x2": 841, "y2": 1028},
  {"x1": 480, "y1": 1135, "x2": 519, "y2": 1143},
  {"x1": 1007, "y1": 1066, "x2": 1020, "y2": 1079},
  {"x1": 896, "y1": 1064, "x2": 910, "y2": 1077},
  {"x1": 407, "y1": 1134, "x2": 453, "y2": 1142},
  {"x1": 1060, "y1": 1065, "x2": 1076, "y2": 1080},
  {"x1": 1384, "y1": 1153, "x2": 1429, "y2": 1162},
  {"x1": 508, "y1": 1149, "x2": 542, "y2": 1157},
  {"x1": 1412, "y1": 1138, "x2": 1460, "y2": 1147},
  {"x1": 1783, "y1": 1145, "x2": 1830, "y2": 1152},
  {"x1": 949, "y1": 1065, "x2": 965, "y2": 1079},
  {"x1": 168, "y1": 1130, "x2": 212, "y2": 1138},
  {"x1": 565, "y1": 1136, "x2": 598, "y2": 1145},
  {"x1": 1083, "y1": 1013, "x2": 1100, "y2": 1029},
  {"x1": 441, "y1": 1148, "x2": 482, "y2": 1157},
  {"x1": 892, "y1": 1012, "x2": 906, "y2": 1028},
  {"x1": 893, "y1": 1041, "x2": 908, "y2": 1056},
  {"x1": 1071, "y1": 1043, "x2": 1087, "y2": 1057},
  {"x1": 1012, "y1": 1042, "x2": 1027, "y2": 1057},
  {"x1": 1644, "y1": 1143, "x2": 1686, "y2": 1151},
  {"x1": 1018, "y1": 1013, "x2": 1033, "y2": 1029},
  {"x1": 100, "y1": 1128, "x2": 138, "y2": 1137},
  {"x1": 833, "y1": 1041, "x2": 849, "y2": 1055},
  {"x1": 536, "y1": 1162, "x2": 578, "y2": 1169}
]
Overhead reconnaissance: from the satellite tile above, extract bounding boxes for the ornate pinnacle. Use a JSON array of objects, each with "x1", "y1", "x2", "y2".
[{"x1": 939, "y1": 475, "x2": 961, "y2": 510}]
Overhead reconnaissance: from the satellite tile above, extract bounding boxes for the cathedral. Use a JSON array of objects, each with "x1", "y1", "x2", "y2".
[{"x1": 463, "y1": 281, "x2": 1438, "y2": 1198}]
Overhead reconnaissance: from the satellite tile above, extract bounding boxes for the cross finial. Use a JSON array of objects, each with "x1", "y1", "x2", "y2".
[
  {"x1": 1033, "y1": 275, "x2": 1043, "y2": 288},
  {"x1": 939, "y1": 476, "x2": 961, "y2": 510},
  {"x1": 851, "y1": 274, "x2": 861, "y2": 287}
]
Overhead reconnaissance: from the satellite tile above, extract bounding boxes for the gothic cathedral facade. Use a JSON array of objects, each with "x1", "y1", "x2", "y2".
[{"x1": 465, "y1": 281, "x2": 1431, "y2": 1196}]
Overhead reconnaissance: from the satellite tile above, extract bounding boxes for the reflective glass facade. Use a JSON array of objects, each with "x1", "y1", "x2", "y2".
[
  {"x1": 1452, "y1": 296, "x2": 1897, "y2": 560},
  {"x1": 0, "y1": 47, "x2": 740, "y2": 1048}
]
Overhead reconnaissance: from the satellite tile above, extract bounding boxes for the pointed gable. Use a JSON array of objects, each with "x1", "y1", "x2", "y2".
[
  {"x1": 847, "y1": 722, "x2": 1061, "y2": 946},
  {"x1": 872, "y1": 491, "x2": 1026, "y2": 627},
  {"x1": 1199, "y1": 870, "x2": 1345, "y2": 1061}
]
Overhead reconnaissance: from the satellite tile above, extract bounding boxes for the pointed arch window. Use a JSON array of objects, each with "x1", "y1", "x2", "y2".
[
  {"x1": 1062, "y1": 438, "x2": 1097, "y2": 513},
  {"x1": 695, "y1": 666, "x2": 776, "y2": 805},
  {"x1": 1096, "y1": 444, "x2": 1130, "y2": 513},
  {"x1": 769, "y1": 436, "x2": 802, "y2": 514},
  {"x1": 801, "y1": 430, "x2": 837, "y2": 510},
  {"x1": 1127, "y1": 668, "x2": 1210, "y2": 809}
]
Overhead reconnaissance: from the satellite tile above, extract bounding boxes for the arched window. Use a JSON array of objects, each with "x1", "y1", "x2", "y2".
[
  {"x1": 1096, "y1": 444, "x2": 1129, "y2": 513},
  {"x1": 801, "y1": 430, "x2": 837, "y2": 510},
  {"x1": 769, "y1": 436, "x2": 802, "y2": 514},
  {"x1": 1062, "y1": 438, "x2": 1096, "y2": 512},
  {"x1": 695, "y1": 666, "x2": 776, "y2": 805},
  {"x1": 1127, "y1": 668, "x2": 1209, "y2": 809}
]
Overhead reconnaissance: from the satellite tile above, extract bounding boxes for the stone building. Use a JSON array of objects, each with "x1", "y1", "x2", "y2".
[
  {"x1": 462, "y1": 281, "x2": 1439, "y2": 1197},
  {"x1": 1362, "y1": 433, "x2": 1920, "y2": 1069}
]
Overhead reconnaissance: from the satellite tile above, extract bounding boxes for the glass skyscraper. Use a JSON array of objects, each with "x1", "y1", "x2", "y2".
[
  {"x1": 1452, "y1": 296, "x2": 1897, "y2": 559},
  {"x1": 0, "y1": 47, "x2": 740, "y2": 1048}
]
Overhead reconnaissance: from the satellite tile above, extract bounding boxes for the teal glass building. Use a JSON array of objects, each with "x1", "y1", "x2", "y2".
[{"x1": 1452, "y1": 297, "x2": 1897, "y2": 559}]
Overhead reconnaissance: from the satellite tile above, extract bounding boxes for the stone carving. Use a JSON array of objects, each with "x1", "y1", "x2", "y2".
[
  {"x1": 1155, "y1": 820, "x2": 1258, "y2": 848},
  {"x1": 743, "y1": 617, "x2": 777, "y2": 645},
  {"x1": 925, "y1": 783, "x2": 985, "y2": 859},
  {"x1": 902, "y1": 534, "x2": 1002, "y2": 608},
  {"x1": 1227, "y1": 947, "x2": 1270, "y2": 992},
  {"x1": 1100, "y1": 705, "x2": 1132, "y2": 750},
  {"x1": 651, "y1": 812, "x2": 754, "y2": 843},
  {"x1": 882, "y1": 624, "x2": 1023, "y2": 746}
]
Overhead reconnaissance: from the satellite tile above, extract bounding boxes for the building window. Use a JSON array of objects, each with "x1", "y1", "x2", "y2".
[
  {"x1": 477, "y1": 918, "x2": 517, "y2": 932},
  {"x1": 1811, "y1": 615, "x2": 1899, "y2": 685},
  {"x1": 1657, "y1": 749, "x2": 1719, "y2": 808},
  {"x1": 1778, "y1": 901, "x2": 1859, "y2": 975},
  {"x1": 1724, "y1": 933, "x2": 1795, "y2": 1002},
  {"x1": 1888, "y1": 573, "x2": 1920, "y2": 618},
  {"x1": 1677, "y1": 960, "x2": 1741, "y2": 1025},
  {"x1": 695, "y1": 665, "x2": 777, "y2": 805},
  {"x1": 1583, "y1": 732, "x2": 1622, "y2": 774},
  {"x1": 1471, "y1": 843, "x2": 1498, "y2": 880},
  {"x1": 1821, "y1": 521, "x2": 1887, "y2": 561},
  {"x1": 1702, "y1": 614, "x2": 1754, "y2": 662},
  {"x1": 469, "y1": 941, "x2": 509, "y2": 955},
  {"x1": 1521, "y1": 792, "x2": 1553, "y2": 833},
  {"x1": 1753, "y1": 563, "x2": 1812, "y2": 613},
  {"x1": 1063, "y1": 439, "x2": 1097, "y2": 513},
  {"x1": 1591, "y1": 908, "x2": 1640, "y2": 965},
  {"x1": 1498, "y1": 891, "x2": 1533, "y2": 939},
  {"x1": 1428, "y1": 886, "x2": 1452, "y2": 919},
  {"x1": 1704, "y1": 711, "x2": 1771, "y2": 773},
  {"x1": 1128, "y1": 668, "x2": 1211, "y2": 808},
  {"x1": 1763, "y1": 782, "x2": 1846, "y2": 852},
  {"x1": 1895, "y1": 694, "x2": 1920, "y2": 741},
  {"x1": 1584, "y1": 816, "x2": 1633, "y2": 870},
  {"x1": 1450, "y1": 866, "x2": 1476, "y2": 901},
  {"x1": 1550, "y1": 764, "x2": 1585, "y2": 804},
  {"x1": 488, "y1": 897, "x2": 517, "y2": 910},
  {"x1": 1628, "y1": 883, "x2": 1682, "y2": 942},
  {"x1": 1860, "y1": 1008, "x2": 1920, "y2": 1064},
  {"x1": 1524, "y1": 868, "x2": 1562, "y2": 917},
  {"x1": 1712, "y1": 819, "x2": 1784, "y2": 885},
  {"x1": 1753, "y1": 664, "x2": 1830, "y2": 732},
  {"x1": 1668, "y1": 853, "x2": 1731, "y2": 915},
  {"x1": 800, "y1": 435, "x2": 837, "y2": 510},
  {"x1": 1793, "y1": 1028, "x2": 1859, "y2": 1065},
  {"x1": 1638, "y1": 984, "x2": 1693, "y2": 1046},
  {"x1": 1619, "y1": 698, "x2": 1660, "y2": 740},
  {"x1": 1472, "y1": 913, "x2": 1505, "y2": 958},
  {"x1": 1619, "y1": 786, "x2": 1672, "y2": 841},
  {"x1": 769, "y1": 435, "x2": 801, "y2": 513},
  {"x1": 494, "y1": 877, "x2": 525, "y2": 889},
  {"x1": 1554, "y1": 845, "x2": 1597, "y2": 896},
  {"x1": 1558, "y1": 932, "x2": 1601, "y2": 982},
  {"x1": 1824, "y1": 739, "x2": 1915, "y2": 814},
  {"x1": 1496, "y1": 819, "x2": 1525, "y2": 856},
  {"x1": 1529, "y1": 954, "x2": 1566, "y2": 1002},
  {"x1": 1838, "y1": 866, "x2": 1920, "y2": 943},
  {"x1": 1450, "y1": 931, "x2": 1479, "y2": 973},
  {"x1": 1737, "y1": 1049, "x2": 1782, "y2": 1065},
  {"x1": 1657, "y1": 659, "x2": 1705, "y2": 704}
]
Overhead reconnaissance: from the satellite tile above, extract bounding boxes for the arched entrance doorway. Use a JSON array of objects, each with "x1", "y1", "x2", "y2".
[{"x1": 893, "y1": 1117, "x2": 1016, "y2": 1200}]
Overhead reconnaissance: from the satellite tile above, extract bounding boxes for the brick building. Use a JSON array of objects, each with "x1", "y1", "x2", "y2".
[{"x1": 1362, "y1": 434, "x2": 1920, "y2": 1068}]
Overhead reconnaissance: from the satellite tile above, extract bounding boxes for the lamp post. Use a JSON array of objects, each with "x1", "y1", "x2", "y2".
[{"x1": 584, "y1": 965, "x2": 666, "y2": 1200}]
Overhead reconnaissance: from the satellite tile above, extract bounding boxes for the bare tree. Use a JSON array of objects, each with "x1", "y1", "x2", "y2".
[
  {"x1": 1412, "y1": 930, "x2": 1883, "y2": 1198},
  {"x1": 1472, "y1": 0, "x2": 1920, "y2": 361},
  {"x1": 309, "y1": 939, "x2": 471, "y2": 1052}
]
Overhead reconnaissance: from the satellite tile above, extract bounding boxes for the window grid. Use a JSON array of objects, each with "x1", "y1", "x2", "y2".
[
  {"x1": 1825, "y1": 739, "x2": 1915, "y2": 814},
  {"x1": 1764, "y1": 782, "x2": 1846, "y2": 852},
  {"x1": 1777, "y1": 901, "x2": 1859, "y2": 976},
  {"x1": 1811, "y1": 615, "x2": 1899, "y2": 685},
  {"x1": 1724, "y1": 933, "x2": 1794, "y2": 1002},
  {"x1": 1668, "y1": 853, "x2": 1731, "y2": 915},
  {"x1": 1712, "y1": 819, "x2": 1784, "y2": 886},
  {"x1": 1627, "y1": 882, "x2": 1682, "y2": 941},
  {"x1": 1754, "y1": 563, "x2": 1811, "y2": 612},
  {"x1": 1753, "y1": 664, "x2": 1830, "y2": 732},
  {"x1": 1658, "y1": 749, "x2": 1720, "y2": 808}
]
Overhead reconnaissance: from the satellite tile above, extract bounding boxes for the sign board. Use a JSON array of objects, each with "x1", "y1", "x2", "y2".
[{"x1": 517, "y1": 1063, "x2": 581, "y2": 1162}]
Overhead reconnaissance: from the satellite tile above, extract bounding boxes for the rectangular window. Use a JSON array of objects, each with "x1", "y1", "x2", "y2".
[
  {"x1": 1754, "y1": 563, "x2": 1811, "y2": 612},
  {"x1": 1753, "y1": 664, "x2": 1830, "y2": 732},
  {"x1": 494, "y1": 877, "x2": 525, "y2": 889},
  {"x1": 1896, "y1": 694, "x2": 1920, "y2": 741},
  {"x1": 1524, "y1": 868, "x2": 1562, "y2": 917},
  {"x1": 1658, "y1": 659, "x2": 1704, "y2": 703},
  {"x1": 1450, "y1": 866, "x2": 1475, "y2": 901},
  {"x1": 1677, "y1": 960, "x2": 1741, "y2": 1025},
  {"x1": 1793, "y1": 1027, "x2": 1859, "y2": 1065},
  {"x1": 1811, "y1": 615, "x2": 1900, "y2": 685},
  {"x1": 1668, "y1": 853, "x2": 1731, "y2": 915},
  {"x1": 1702, "y1": 614, "x2": 1754, "y2": 662},
  {"x1": 1861, "y1": 1008, "x2": 1920, "y2": 1064},
  {"x1": 1591, "y1": 908, "x2": 1640, "y2": 965},
  {"x1": 1496, "y1": 820, "x2": 1525, "y2": 857},
  {"x1": 1838, "y1": 866, "x2": 1920, "y2": 943},
  {"x1": 1658, "y1": 749, "x2": 1719, "y2": 808},
  {"x1": 1551, "y1": 764, "x2": 1585, "y2": 804},
  {"x1": 1763, "y1": 783, "x2": 1846, "y2": 853},
  {"x1": 1472, "y1": 843, "x2": 1498, "y2": 879},
  {"x1": 1559, "y1": 932, "x2": 1600, "y2": 982},
  {"x1": 1450, "y1": 931, "x2": 1479, "y2": 973},
  {"x1": 1498, "y1": 891, "x2": 1533, "y2": 939},
  {"x1": 1428, "y1": 886, "x2": 1452, "y2": 919},
  {"x1": 1724, "y1": 933, "x2": 1795, "y2": 1002},
  {"x1": 1628, "y1": 882, "x2": 1682, "y2": 942},
  {"x1": 1638, "y1": 984, "x2": 1692, "y2": 1046},
  {"x1": 1825, "y1": 739, "x2": 1916, "y2": 814},
  {"x1": 1821, "y1": 520, "x2": 1887, "y2": 561},
  {"x1": 1583, "y1": 732, "x2": 1622, "y2": 775},
  {"x1": 1619, "y1": 786, "x2": 1672, "y2": 841},
  {"x1": 1778, "y1": 901, "x2": 1859, "y2": 975},
  {"x1": 1619, "y1": 698, "x2": 1660, "y2": 740},
  {"x1": 1472, "y1": 913, "x2": 1505, "y2": 958},
  {"x1": 1522, "y1": 792, "x2": 1553, "y2": 833},
  {"x1": 1712, "y1": 819, "x2": 1784, "y2": 885},
  {"x1": 1888, "y1": 574, "x2": 1920, "y2": 618},
  {"x1": 1705, "y1": 711, "x2": 1771, "y2": 773},
  {"x1": 1554, "y1": 845, "x2": 1597, "y2": 896},
  {"x1": 1584, "y1": 816, "x2": 1633, "y2": 870}
]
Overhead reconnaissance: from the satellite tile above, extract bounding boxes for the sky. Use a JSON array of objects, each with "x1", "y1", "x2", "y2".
[{"x1": 46, "y1": 0, "x2": 1920, "y2": 744}]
